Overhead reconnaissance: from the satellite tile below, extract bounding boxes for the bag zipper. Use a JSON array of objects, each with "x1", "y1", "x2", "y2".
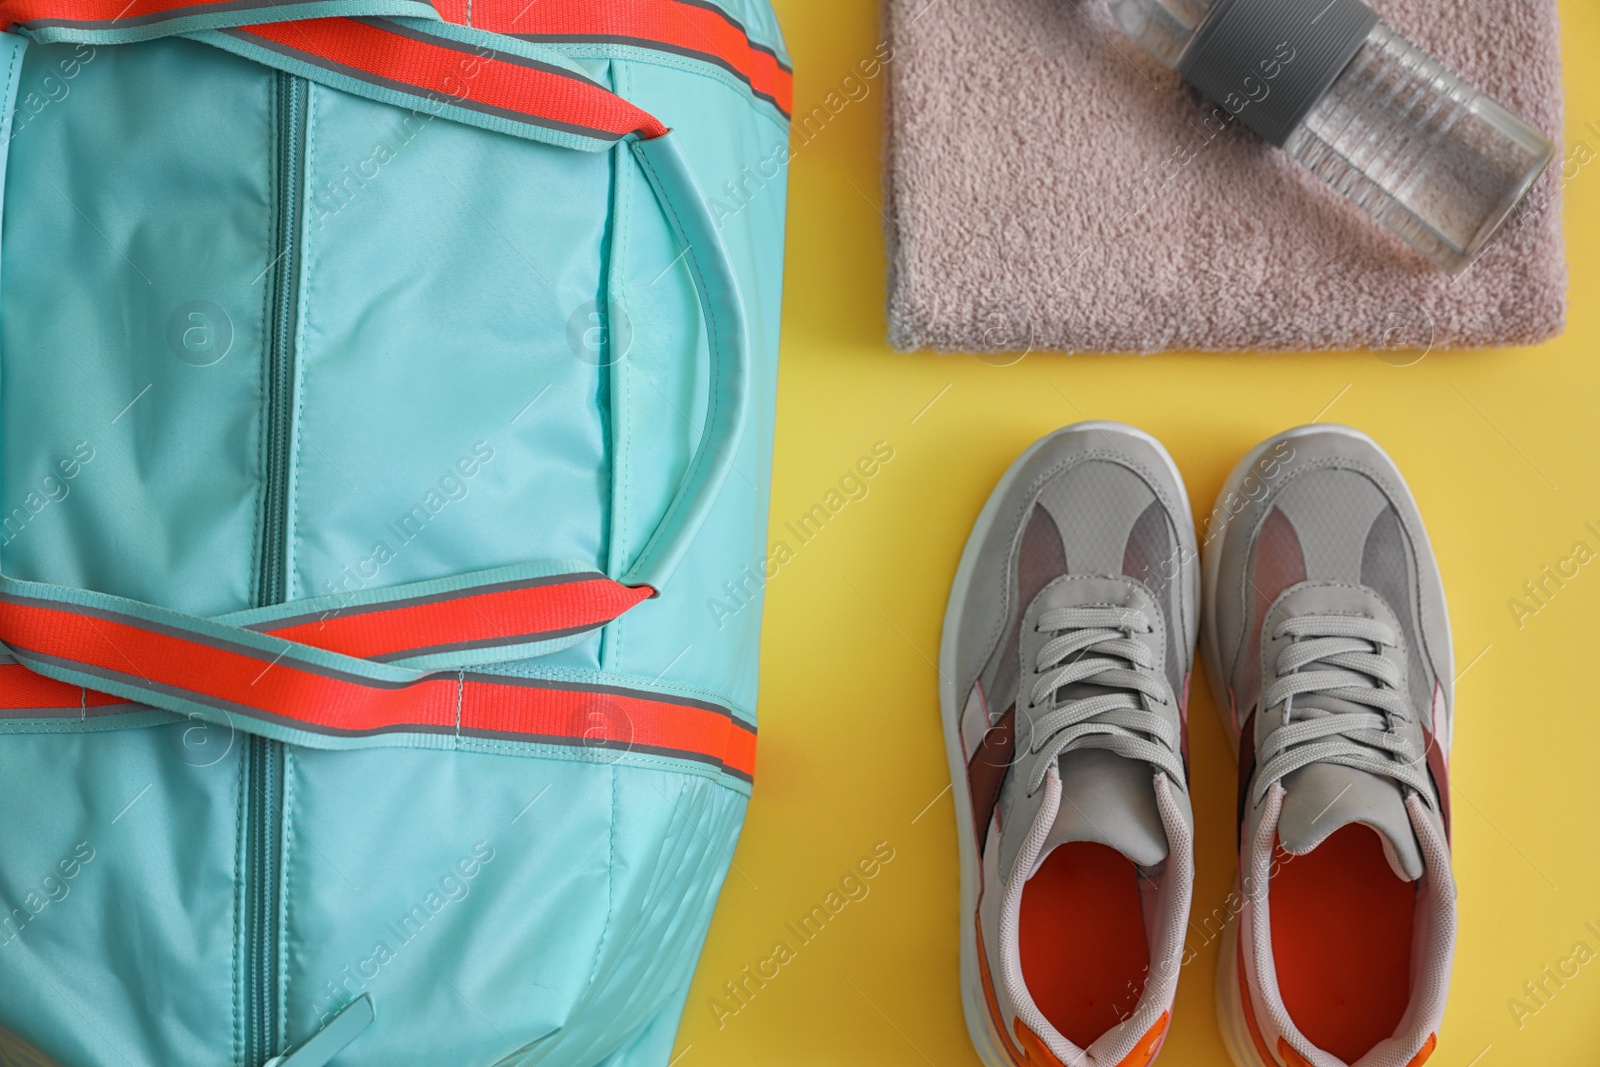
[{"x1": 247, "y1": 70, "x2": 308, "y2": 1067}]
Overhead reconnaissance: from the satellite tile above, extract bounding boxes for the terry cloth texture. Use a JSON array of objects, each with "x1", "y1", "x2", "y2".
[{"x1": 882, "y1": 0, "x2": 1568, "y2": 354}]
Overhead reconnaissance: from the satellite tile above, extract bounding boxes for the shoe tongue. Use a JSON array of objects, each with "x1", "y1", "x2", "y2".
[
  {"x1": 1276, "y1": 763, "x2": 1423, "y2": 881},
  {"x1": 1034, "y1": 749, "x2": 1168, "y2": 873}
]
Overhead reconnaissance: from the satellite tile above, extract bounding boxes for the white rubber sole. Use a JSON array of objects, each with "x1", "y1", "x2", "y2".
[
  {"x1": 1199, "y1": 424, "x2": 1456, "y2": 1067},
  {"x1": 938, "y1": 421, "x2": 1199, "y2": 1067},
  {"x1": 1215, "y1": 920, "x2": 1273, "y2": 1067}
]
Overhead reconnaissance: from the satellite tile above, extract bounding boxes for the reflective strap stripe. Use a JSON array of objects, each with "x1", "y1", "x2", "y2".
[
  {"x1": 0, "y1": 0, "x2": 441, "y2": 41},
  {"x1": 0, "y1": 660, "x2": 126, "y2": 712},
  {"x1": 248, "y1": 573, "x2": 653, "y2": 662},
  {"x1": 469, "y1": 0, "x2": 793, "y2": 118},
  {"x1": 3, "y1": 0, "x2": 276, "y2": 21},
  {"x1": 1, "y1": 1, "x2": 671, "y2": 149},
  {"x1": 0, "y1": 591, "x2": 754, "y2": 780},
  {"x1": 0, "y1": 565, "x2": 651, "y2": 701},
  {"x1": 228, "y1": 17, "x2": 668, "y2": 142},
  {"x1": 460, "y1": 677, "x2": 755, "y2": 781}
]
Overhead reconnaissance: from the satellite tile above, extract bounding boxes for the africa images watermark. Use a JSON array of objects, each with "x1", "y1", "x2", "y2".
[
  {"x1": 706, "y1": 440, "x2": 896, "y2": 630},
  {"x1": 8, "y1": 43, "x2": 97, "y2": 143},
  {"x1": 1492, "y1": 117, "x2": 1600, "y2": 249},
  {"x1": 707, "y1": 39, "x2": 896, "y2": 230},
  {"x1": 1505, "y1": 520, "x2": 1600, "y2": 631},
  {"x1": 706, "y1": 840, "x2": 897, "y2": 1030},
  {"x1": 309, "y1": 44, "x2": 492, "y2": 229},
  {"x1": 1506, "y1": 920, "x2": 1600, "y2": 1031},
  {"x1": 1180, "y1": 848, "x2": 1301, "y2": 969},
  {"x1": 1151, "y1": 438, "x2": 1298, "y2": 586},
  {"x1": 310, "y1": 841, "x2": 497, "y2": 1026},
  {"x1": 0, "y1": 840, "x2": 96, "y2": 949},
  {"x1": 0, "y1": 440, "x2": 97, "y2": 548},
  {"x1": 1110, "y1": 36, "x2": 1299, "y2": 233},
  {"x1": 316, "y1": 440, "x2": 497, "y2": 604}
]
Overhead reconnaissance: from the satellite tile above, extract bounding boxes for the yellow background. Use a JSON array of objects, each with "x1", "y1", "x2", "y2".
[{"x1": 678, "y1": 1, "x2": 1600, "y2": 1063}]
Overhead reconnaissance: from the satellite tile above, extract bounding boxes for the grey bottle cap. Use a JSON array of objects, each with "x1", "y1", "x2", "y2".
[{"x1": 1176, "y1": 0, "x2": 1379, "y2": 147}]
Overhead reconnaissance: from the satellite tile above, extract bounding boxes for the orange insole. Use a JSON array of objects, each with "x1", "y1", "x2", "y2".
[
  {"x1": 1018, "y1": 842, "x2": 1150, "y2": 1049},
  {"x1": 1271, "y1": 825, "x2": 1417, "y2": 1063}
]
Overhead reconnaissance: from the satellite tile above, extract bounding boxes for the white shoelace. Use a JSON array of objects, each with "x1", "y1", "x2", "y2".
[
  {"x1": 1021, "y1": 606, "x2": 1185, "y2": 795},
  {"x1": 1253, "y1": 613, "x2": 1431, "y2": 804}
]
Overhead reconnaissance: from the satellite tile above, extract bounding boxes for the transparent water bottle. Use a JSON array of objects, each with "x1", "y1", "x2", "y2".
[{"x1": 1108, "y1": 0, "x2": 1556, "y2": 272}]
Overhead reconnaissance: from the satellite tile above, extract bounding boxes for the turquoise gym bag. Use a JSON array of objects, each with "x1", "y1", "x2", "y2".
[{"x1": 0, "y1": 0, "x2": 789, "y2": 1063}]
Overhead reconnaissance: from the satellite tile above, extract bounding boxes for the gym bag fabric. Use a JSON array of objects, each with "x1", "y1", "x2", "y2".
[{"x1": 0, "y1": 1, "x2": 790, "y2": 1063}]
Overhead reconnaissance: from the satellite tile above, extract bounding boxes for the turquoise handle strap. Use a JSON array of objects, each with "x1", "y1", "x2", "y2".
[{"x1": 622, "y1": 132, "x2": 751, "y2": 590}]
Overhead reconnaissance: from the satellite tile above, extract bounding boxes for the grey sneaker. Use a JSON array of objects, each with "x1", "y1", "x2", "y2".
[
  {"x1": 940, "y1": 422, "x2": 1198, "y2": 1067},
  {"x1": 1200, "y1": 425, "x2": 1456, "y2": 1067}
]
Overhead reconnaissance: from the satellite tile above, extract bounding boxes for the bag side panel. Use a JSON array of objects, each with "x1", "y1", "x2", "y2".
[
  {"x1": 286, "y1": 83, "x2": 616, "y2": 609},
  {"x1": 0, "y1": 40, "x2": 276, "y2": 1067},
  {"x1": 0, "y1": 724, "x2": 245, "y2": 1067},
  {"x1": 278, "y1": 747, "x2": 746, "y2": 1066},
  {"x1": 0, "y1": 39, "x2": 277, "y2": 617}
]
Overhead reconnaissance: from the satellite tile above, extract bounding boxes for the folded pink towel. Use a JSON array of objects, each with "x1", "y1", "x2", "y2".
[{"x1": 883, "y1": 0, "x2": 1567, "y2": 353}]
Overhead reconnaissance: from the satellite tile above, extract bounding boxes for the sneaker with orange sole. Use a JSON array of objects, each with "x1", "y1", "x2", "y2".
[
  {"x1": 940, "y1": 422, "x2": 1198, "y2": 1067},
  {"x1": 1201, "y1": 425, "x2": 1456, "y2": 1067}
]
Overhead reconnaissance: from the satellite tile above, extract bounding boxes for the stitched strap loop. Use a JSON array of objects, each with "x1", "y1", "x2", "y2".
[{"x1": 0, "y1": 572, "x2": 755, "y2": 783}]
